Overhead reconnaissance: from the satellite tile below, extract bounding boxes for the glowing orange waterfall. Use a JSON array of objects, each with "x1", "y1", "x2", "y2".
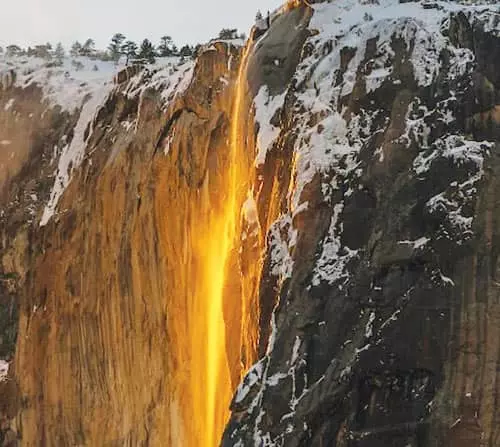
[
  {"x1": 203, "y1": 41, "x2": 255, "y2": 446},
  {"x1": 164, "y1": 41, "x2": 258, "y2": 447}
]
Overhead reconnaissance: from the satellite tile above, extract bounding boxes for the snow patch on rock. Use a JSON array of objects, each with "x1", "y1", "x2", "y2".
[
  {"x1": 0, "y1": 55, "x2": 117, "y2": 112},
  {"x1": 312, "y1": 203, "x2": 357, "y2": 286},
  {"x1": 3, "y1": 98, "x2": 14, "y2": 111},
  {"x1": 268, "y1": 216, "x2": 295, "y2": 280},
  {"x1": 125, "y1": 58, "x2": 194, "y2": 108},
  {"x1": 253, "y1": 86, "x2": 286, "y2": 166},
  {"x1": 0, "y1": 360, "x2": 8, "y2": 382},
  {"x1": 234, "y1": 359, "x2": 265, "y2": 404},
  {"x1": 40, "y1": 83, "x2": 113, "y2": 226},
  {"x1": 413, "y1": 135, "x2": 489, "y2": 175}
]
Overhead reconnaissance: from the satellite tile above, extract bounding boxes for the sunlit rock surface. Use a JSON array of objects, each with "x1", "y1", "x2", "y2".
[{"x1": 0, "y1": 1, "x2": 499, "y2": 446}]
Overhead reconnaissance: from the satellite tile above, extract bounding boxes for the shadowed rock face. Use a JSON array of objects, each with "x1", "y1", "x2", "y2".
[
  {"x1": 223, "y1": 2, "x2": 500, "y2": 446},
  {"x1": 0, "y1": 1, "x2": 499, "y2": 446}
]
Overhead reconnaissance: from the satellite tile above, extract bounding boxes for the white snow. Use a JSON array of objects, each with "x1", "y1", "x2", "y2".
[
  {"x1": 440, "y1": 272, "x2": 455, "y2": 286},
  {"x1": 242, "y1": 194, "x2": 259, "y2": 226},
  {"x1": 312, "y1": 203, "x2": 357, "y2": 286},
  {"x1": 365, "y1": 311, "x2": 376, "y2": 338},
  {"x1": 161, "y1": 62, "x2": 194, "y2": 103},
  {"x1": 242, "y1": 193, "x2": 261, "y2": 242},
  {"x1": 253, "y1": 86, "x2": 286, "y2": 166},
  {"x1": 415, "y1": 138, "x2": 492, "y2": 239},
  {"x1": 163, "y1": 129, "x2": 175, "y2": 155},
  {"x1": 307, "y1": 0, "x2": 498, "y2": 90},
  {"x1": 266, "y1": 312, "x2": 278, "y2": 356},
  {"x1": 476, "y1": 7, "x2": 500, "y2": 36},
  {"x1": 0, "y1": 55, "x2": 117, "y2": 113},
  {"x1": 413, "y1": 135, "x2": 489, "y2": 176},
  {"x1": 40, "y1": 82, "x2": 113, "y2": 226},
  {"x1": 266, "y1": 371, "x2": 288, "y2": 386},
  {"x1": 4, "y1": 98, "x2": 14, "y2": 111},
  {"x1": 355, "y1": 343, "x2": 371, "y2": 355},
  {"x1": 234, "y1": 359, "x2": 265, "y2": 404},
  {"x1": 366, "y1": 67, "x2": 393, "y2": 93},
  {"x1": 290, "y1": 336, "x2": 301, "y2": 365},
  {"x1": 290, "y1": 113, "x2": 358, "y2": 213},
  {"x1": 398, "y1": 236, "x2": 430, "y2": 249},
  {"x1": 380, "y1": 309, "x2": 401, "y2": 330},
  {"x1": 427, "y1": 191, "x2": 474, "y2": 234},
  {"x1": 268, "y1": 215, "x2": 294, "y2": 279},
  {"x1": 0, "y1": 360, "x2": 8, "y2": 382},
  {"x1": 125, "y1": 58, "x2": 195, "y2": 109},
  {"x1": 120, "y1": 120, "x2": 135, "y2": 132}
]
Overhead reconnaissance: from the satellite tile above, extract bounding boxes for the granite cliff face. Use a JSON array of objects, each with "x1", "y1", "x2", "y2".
[{"x1": 0, "y1": 0, "x2": 500, "y2": 446}]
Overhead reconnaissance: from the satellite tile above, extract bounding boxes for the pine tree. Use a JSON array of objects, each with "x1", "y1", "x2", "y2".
[
  {"x1": 34, "y1": 44, "x2": 52, "y2": 59},
  {"x1": 80, "y1": 39, "x2": 95, "y2": 57},
  {"x1": 179, "y1": 45, "x2": 193, "y2": 58},
  {"x1": 192, "y1": 44, "x2": 202, "y2": 58},
  {"x1": 54, "y1": 43, "x2": 65, "y2": 66},
  {"x1": 158, "y1": 35, "x2": 173, "y2": 57},
  {"x1": 218, "y1": 28, "x2": 238, "y2": 40},
  {"x1": 6, "y1": 45, "x2": 22, "y2": 57},
  {"x1": 139, "y1": 39, "x2": 155, "y2": 64},
  {"x1": 70, "y1": 41, "x2": 82, "y2": 57},
  {"x1": 108, "y1": 33, "x2": 126, "y2": 61},
  {"x1": 122, "y1": 41, "x2": 138, "y2": 64}
]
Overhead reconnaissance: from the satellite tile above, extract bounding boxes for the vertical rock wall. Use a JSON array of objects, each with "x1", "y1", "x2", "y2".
[{"x1": 223, "y1": 2, "x2": 500, "y2": 446}]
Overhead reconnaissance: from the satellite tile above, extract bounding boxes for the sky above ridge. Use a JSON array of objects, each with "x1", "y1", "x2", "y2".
[{"x1": 0, "y1": 0, "x2": 283, "y2": 50}]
